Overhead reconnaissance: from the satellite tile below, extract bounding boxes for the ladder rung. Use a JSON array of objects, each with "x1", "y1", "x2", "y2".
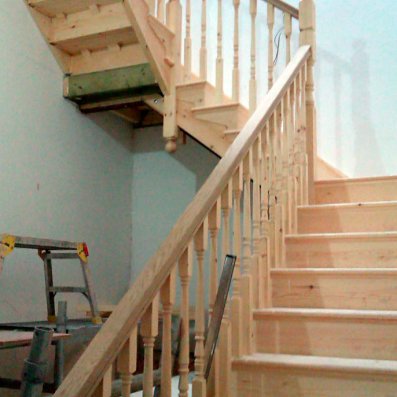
[{"x1": 48, "y1": 287, "x2": 87, "y2": 294}]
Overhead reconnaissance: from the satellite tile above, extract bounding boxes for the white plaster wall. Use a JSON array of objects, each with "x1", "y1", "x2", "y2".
[
  {"x1": 183, "y1": 0, "x2": 397, "y2": 177},
  {"x1": 314, "y1": 0, "x2": 397, "y2": 177},
  {"x1": 0, "y1": 1, "x2": 133, "y2": 323}
]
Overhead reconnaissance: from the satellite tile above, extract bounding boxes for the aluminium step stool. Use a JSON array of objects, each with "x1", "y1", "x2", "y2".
[{"x1": 0, "y1": 234, "x2": 102, "y2": 325}]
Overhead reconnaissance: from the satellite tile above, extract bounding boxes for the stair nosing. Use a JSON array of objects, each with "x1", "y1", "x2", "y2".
[
  {"x1": 298, "y1": 200, "x2": 397, "y2": 210},
  {"x1": 191, "y1": 102, "x2": 246, "y2": 112},
  {"x1": 176, "y1": 80, "x2": 207, "y2": 89},
  {"x1": 271, "y1": 268, "x2": 397, "y2": 276},
  {"x1": 286, "y1": 231, "x2": 397, "y2": 240},
  {"x1": 233, "y1": 353, "x2": 397, "y2": 375},
  {"x1": 315, "y1": 175, "x2": 397, "y2": 185},
  {"x1": 253, "y1": 307, "x2": 397, "y2": 321}
]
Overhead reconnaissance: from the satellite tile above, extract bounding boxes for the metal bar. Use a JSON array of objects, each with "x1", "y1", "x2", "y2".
[
  {"x1": 55, "y1": 301, "x2": 67, "y2": 388},
  {"x1": 204, "y1": 255, "x2": 237, "y2": 380},
  {"x1": 20, "y1": 327, "x2": 54, "y2": 397},
  {"x1": 45, "y1": 253, "x2": 80, "y2": 260},
  {"x1": 43, "y1": 256, "x2": 56, "y2": 322},
  {"x1": 80, "y1": 259, "x2": 101, "y2": 324},
  {"x1": 263, "y1": 0, "x2": 299, "y2": 19},
  {"x1": 8, "y1": 235, "x2": 79, "y2": 251},
  {"x1": 48, "y1": 287, "x2": 87, "y2": 294}
]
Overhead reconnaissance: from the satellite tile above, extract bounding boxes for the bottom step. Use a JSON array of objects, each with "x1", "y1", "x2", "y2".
[{"x1": 233, "y1": 353, "x2": 397, "y2": 397}]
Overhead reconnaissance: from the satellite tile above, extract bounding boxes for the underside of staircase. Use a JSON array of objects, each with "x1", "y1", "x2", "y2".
[
  {"x1": 234, "y1": 175, "x2": 397, "y2": 396},
  {"x1": 24, "y1": 1, "x2": 397, "y2": 396},
  {"x1": 26, "y1": 0, "x2": 243, "y2": 156},
  {"x1": 26, "y1": 0, "x2": 346, "y2": 174}
]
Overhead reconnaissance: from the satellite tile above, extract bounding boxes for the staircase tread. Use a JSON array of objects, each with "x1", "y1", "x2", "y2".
[
  {"x1": 224, "y1": 129, "x2": 240, "y2": 134},
  {"x1": 254, "y1": 308, "x2": 397, "y2": 320},
  {"x1": 233, "y1": 353, "x2": 397, "y2": 374},
  {"x1": 176, "y1": 80, "x2": 207, "y2": 88},
  {"x1": 272, "y1": 268, "x2": 397, "y2": 275},
  {"x1": 28, "y1": 0, "x2": 121, "y2": 17},
  {"x1": 191, "y1": 102, "x2": 247, "y2": 111},
  {"x1": 315, "y1": 175, "x2": 397, "y2": 185},
  {"x1": 298, "y1": 200, "x2": 397, "y2": 210},
  {"x1": 286, "y1": 231, "x2": 397, "y2": 240}
]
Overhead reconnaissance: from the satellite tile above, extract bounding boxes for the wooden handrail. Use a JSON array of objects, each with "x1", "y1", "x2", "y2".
[
  {"x1": 264, "y1": 0, "x2": 299, "y2": 19},
  {"x1": 53, "y1": 45, "x2": 311, "y2": 397}
]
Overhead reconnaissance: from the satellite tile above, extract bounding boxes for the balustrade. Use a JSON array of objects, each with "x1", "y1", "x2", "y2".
[{"x1": 53, "y1": 1, "x2": 316, "y2": 396}]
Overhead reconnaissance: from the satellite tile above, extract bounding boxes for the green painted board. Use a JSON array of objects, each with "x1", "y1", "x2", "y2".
[{"x1": 64, "y1": 63, "x2": 161, "y2": 104}]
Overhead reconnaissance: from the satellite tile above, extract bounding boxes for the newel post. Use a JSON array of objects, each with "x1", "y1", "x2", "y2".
[
  {"x1": 164, "y1": 0, "x2": 182, "y2": 153},
  {"x1": 299, "y1": 0, "x2": 316, "y2": 203}
]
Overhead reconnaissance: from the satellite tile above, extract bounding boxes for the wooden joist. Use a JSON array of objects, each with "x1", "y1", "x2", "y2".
[
  {"x1": 64, "y1": 63, "x2": 161, "y2": 105},
  {"x1": 27, "y1": 0, "x2": 122, "y2": 18}
]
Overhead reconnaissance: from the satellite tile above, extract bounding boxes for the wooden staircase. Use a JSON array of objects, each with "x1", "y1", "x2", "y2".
[
  {"x1": 25, "y1": 0, "x2": 250, "y2": 156},
  {"x1": 23, "y1": 1, "x2": 397, "y2": 397},
  {"x1": 233, "y1": 176, "x2": 397, "y2": 396},
  {"x1": 25, "y1": 0, "x2": 344, "y2": 166}
]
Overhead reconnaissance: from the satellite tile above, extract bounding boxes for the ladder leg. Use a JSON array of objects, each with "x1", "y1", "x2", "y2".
[
  {"x1": 43, "y1": 253, "x2": 56, "y2": 323},
  {"x1": 80, "y1": 259, "x2": 102, "y2": 324}
]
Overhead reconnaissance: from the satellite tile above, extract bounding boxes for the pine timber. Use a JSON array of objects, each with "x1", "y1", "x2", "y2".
[
  {"x1": 285, "y1": 232, "x2": 397, "y2": 268},
  {"x1": 51, "y1": 46, "x2": 312, "y2": 397},
  {"x1": 25, "y1": 0, "x2": 397, "y2": 395},
  {"x1": 315, "y1": 176, "x2": 397, "y2": 204},
  {"x1": 254, "y1": 308, "x2": 397, "y2": 360},
  {"x1": 123, "y1": 0, "x2": 172, "y2": 95},
  {"x1": 233, "y1": 353, "x2": 397, "y2": 397},
  {"x1": 265, "y1": 0, "x2": 299, "y2": 19},
  {"x1": 271, "y1": 268, "x2": 397, "y2": 310},
  {"x1": 316, "y1": 157, "x2": 347, "y2": 180},
  {"x1": 297, "y1": 201, "x2": 397, "y2": 234},
  {"x1": 27, "y1": 0, "x2": 122, "y2": 17}
]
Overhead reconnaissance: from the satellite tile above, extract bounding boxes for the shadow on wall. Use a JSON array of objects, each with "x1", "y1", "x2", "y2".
[
  {"x1": 317, "y1": 40, "x2": 385, "y2": 176},
  {"x1": 87, "y1": 112, "x2": 135, "y2": 152},
  {"x1": 131, "y1": 126, "x2": 219, "y2": 190},
  {"x1": 351, "y1": 40, "x2": 385, "y2": 176}
]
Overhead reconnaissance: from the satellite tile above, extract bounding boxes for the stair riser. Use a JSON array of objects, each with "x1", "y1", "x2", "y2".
[
  {"x1": 272, "y1": 272, "x2": 397, "y2": 310},
  {"x1": 286, "y1": 236, "x2": 397, "y2": 268},
  {"x1": 298, "y1": 204, "x2": 397, "y2": 233},
  {"x1": 192, "y1": 106, "x2": 249, "y2": 131},
  {"x1": 176, "y1": 83, "x2": 224, "y2": 108},
  {"x1": 255, "y1": 316, "x2": 397, "y2": 360},
  {"x1": 315, "y1": 179, "x2": 397, "y2": 205},
  {"x1": 235, "y1": 368, "x2": 397, "y2": 397}
]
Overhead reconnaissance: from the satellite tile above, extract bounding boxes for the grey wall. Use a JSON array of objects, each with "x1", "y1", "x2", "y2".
[
  {"x1": 0, "y1": 1, "x2": 133, "y2": 323},
  {"x1": 130, "y1": 127, "x2": 219, "y2": 283}
]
